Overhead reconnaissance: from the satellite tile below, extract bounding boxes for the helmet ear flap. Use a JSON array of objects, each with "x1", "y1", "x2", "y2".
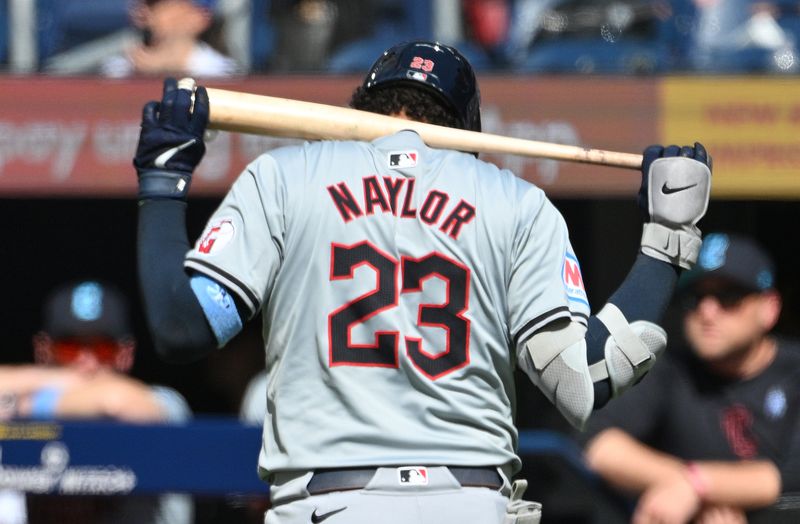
[{"x1": 363, "y1": 41, "x2": 481, "y2": 132}]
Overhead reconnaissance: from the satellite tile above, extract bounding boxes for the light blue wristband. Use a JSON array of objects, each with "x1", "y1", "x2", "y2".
[
  {"x1": 190, "y1": 274, "x2": 243, "y2": 347},
  {"x1": 30, "y1": 387, "x2": 64, "y2": 419}
]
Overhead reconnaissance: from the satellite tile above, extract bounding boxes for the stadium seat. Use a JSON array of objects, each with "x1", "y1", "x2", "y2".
[
  {"x1": 325, "y1": 0, "x2": 433, "y2": 73},
  {"x1": 451, "y1": 40, "x2": 495, "y2": 71},
  {"x1": 518, "y1": 38, "x2": 665, "y2": 74},
  {"x1": 36, "y1": 0, "x2": 129, "y2": 65},
  {"x1": 327, "y1": 31, "x2": 412, "y2": 73},
  {"x1": 507, "y1": 0, "x2": 673, "y2": 74},
  {"x1": 0, "y1": 0, "x2": 7, "y2": 65},
  {"x1": 248, "y1": 0, "x2": 274, "y2": 73}
]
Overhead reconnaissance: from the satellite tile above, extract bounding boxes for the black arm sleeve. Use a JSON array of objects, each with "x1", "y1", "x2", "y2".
[
  {"x1": 587, "y1": 254, "x2": 680, "y2": 408},
  {"x1": 137, "y1": 199, "x2": 218, "y2": 363},
  {"x1": 606, "y1": 253, "x2": 680, "y2": 324}
]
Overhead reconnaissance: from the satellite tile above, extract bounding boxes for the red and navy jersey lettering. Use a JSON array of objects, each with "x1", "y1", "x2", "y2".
[
  {"x1": 326, "y1": 175, "x2": 475, "y2": 240},
  {"x1": 328, "y1": 241, "x2": 399, "y2": 368},
  {"x1": 327, "y1": 182, "x2": 363, "y2": 222},
  {"x1": 363, "y1": 175, "x2": 392, "y2": 215}
]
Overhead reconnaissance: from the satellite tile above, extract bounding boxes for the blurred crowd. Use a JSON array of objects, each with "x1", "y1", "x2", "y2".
[{"x1": 2, "y1": 0, "x2": 800, "y2": 76}]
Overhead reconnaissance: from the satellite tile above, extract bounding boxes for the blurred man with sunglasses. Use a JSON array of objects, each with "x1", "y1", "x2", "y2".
[
  {"x1": 0, "y1": 280, "x2": 192, "y2": 524},
  {"x1": 580, "y1": 232, "x2": 800, "y2": 524}
]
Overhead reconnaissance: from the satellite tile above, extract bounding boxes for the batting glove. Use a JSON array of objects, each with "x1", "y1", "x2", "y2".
[
  {"x1": 133, "y1": 78, "x2": 209, "y2": 200},
  {"x1": 638, "y1": 142, "x2": 712, "y2": 269}
]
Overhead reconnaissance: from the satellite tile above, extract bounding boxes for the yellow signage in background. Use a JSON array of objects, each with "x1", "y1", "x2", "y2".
[
  {"x1": 0, "y1": 422, "x2": 61, "y2": 440},
  {"x1": 662, "y1": 77, "x2": 800, "y2": 199}
]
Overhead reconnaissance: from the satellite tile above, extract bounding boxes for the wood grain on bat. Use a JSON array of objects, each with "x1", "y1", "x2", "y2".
[{"x1": 205, "y1": 86, "x2": 643, "y2": 170}]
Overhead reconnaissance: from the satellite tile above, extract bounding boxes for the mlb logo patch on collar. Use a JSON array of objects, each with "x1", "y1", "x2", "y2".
[
  {"x1": 397, "y1": 466, "x2": 428, "y2": 486},
  {"x1": 388, "y1": 150, "x2": 418, "y2": 169}
]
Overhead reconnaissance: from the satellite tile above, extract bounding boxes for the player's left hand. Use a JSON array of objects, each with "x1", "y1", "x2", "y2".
[
  {"x1": 133, "y1": 77, "x2": 209, "y2": 200},
  {"x1": 637, "y1": 142, "x2": 712, "y2": 270}
]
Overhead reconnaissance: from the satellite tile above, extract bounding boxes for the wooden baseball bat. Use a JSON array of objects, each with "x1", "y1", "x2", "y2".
[{"x1": 202, "y1": 85, "x2": 643, "y2": 170}]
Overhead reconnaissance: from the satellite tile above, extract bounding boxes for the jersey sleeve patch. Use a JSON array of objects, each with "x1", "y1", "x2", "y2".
[
  {"x1": 190, "y1": 274, "x2": 243, "y2": 347},
  {"x1": 196, "y1": 217, "x2": 235, "y2": 255},
  {"x1": 563, "y1": 252, "x2": 589, "y2": 308}
]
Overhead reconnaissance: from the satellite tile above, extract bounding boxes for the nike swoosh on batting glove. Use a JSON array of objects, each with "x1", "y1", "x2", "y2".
[
  {"x1": 637, "y1": 142, "x2": 712, "y2": 269},
  {"x1": 133, "y1": 78, "x2": 209, "y2": 200}
]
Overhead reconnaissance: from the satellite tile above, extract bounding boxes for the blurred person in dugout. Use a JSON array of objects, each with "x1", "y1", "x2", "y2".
[
  {"x1": 0, "y1": 280, "x2": 192, "y2": 524},
  {"x1": 689, "y1": 0, "x2": 799, "y2": 72},
  {"x1": 101, "y1": 0, "x2": 239, "y2": 78},
  {"x1": 579, "y1": 232, "x2": 800, "y2": 524}
]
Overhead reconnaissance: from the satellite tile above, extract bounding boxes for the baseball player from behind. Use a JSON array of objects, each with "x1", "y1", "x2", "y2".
[{"x1": 134, "y1": 41, "x2": 712, "y2": 523}]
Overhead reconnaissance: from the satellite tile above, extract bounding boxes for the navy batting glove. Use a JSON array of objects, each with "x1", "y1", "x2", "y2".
[{"x1": 133, "y1": 78, "x2": 209, "y2": 200}]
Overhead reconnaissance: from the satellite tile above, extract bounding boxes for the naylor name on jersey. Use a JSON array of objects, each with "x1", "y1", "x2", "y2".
[{"x1": 326, "y1": 175, "x2": 476, "y2": 240}]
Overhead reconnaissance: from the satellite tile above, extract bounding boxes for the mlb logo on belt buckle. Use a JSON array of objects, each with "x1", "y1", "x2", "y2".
[{"x1": 397, "y1": 466, "x2": 428, "y2": 486}]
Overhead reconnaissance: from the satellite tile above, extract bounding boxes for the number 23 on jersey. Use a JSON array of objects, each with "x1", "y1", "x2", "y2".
[{"x1": 328, "y1": 241, "x2": 470, "y2": 380}]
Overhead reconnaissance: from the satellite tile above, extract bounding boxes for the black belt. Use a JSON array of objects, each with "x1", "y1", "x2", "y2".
[{"x1": 306, "y1": 466, "x2": 503, "y2": 495}]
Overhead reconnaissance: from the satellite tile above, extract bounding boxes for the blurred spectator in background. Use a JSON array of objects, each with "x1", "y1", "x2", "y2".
[
  {"x1": 689, "y1": 0, "x2": 799, "y2": 73},
  {"x1": 501, "y1": 0, "x2": 671, "y2": 73},
  {"x1": 461, "y1": 0, "x2": 511, "y2": 66},
  {"x1": 0, "y1": 280, "x2": 192, "y2": 524},
  {"x1": 101, "y1": 0, "x2": 239, "y2": 78},
  {"x1": 580, "y1": 232, "x2": 800, "y2": 523},
  {"x1": 268, "y1": 0, "x2": 377, "y2": 71}
]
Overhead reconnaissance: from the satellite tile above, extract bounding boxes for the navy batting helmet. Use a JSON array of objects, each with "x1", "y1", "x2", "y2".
[{"x1": 362, "y1": 41, "x2": 481, "y2": 132}]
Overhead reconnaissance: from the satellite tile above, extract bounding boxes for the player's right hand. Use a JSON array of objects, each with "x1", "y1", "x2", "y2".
[
  {"x1": 133, "y1": 77, "x2": 209, "y2": 200},
  {"x1": 637, "y1": 142, "x2": 712, "y2": 269}
]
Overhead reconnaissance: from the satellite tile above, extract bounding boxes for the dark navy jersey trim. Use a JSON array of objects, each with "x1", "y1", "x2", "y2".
[
  {"x1": 185, "y1": 258, "x2": 259, "y2": 317},
  {"x1": 513, "y1": 306, "x2": 570, "y2": 347}
]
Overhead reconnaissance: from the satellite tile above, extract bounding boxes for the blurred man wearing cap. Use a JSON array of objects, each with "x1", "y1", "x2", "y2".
[
  {"x1": 579, "y1": 232, "x2": 800, "y2": 524},
  {"x1": 0, "y1": 280, "x2": 192, "y2": 524}
]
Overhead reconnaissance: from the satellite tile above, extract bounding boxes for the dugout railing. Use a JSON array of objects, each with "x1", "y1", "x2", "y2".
[{"x1": 2, "y1": 419, "x2": 797, "y2": 523}]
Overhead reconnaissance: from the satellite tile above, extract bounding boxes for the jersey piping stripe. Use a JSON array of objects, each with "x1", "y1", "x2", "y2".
[
  {"x1": 573, "y1": 311, "x2": 589, "y2": 324},
  {"x1": 512, "y1": 306, "x2": 587, "y2": 348},
  {"x1": 184, "y1": 259, "x2": 260, "y2": 317},
  {"x1": 513, "y1": 306, "x2": 569, "y2": 347}
]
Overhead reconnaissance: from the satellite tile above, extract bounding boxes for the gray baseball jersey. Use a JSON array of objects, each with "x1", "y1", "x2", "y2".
[{"x1": 185, "y1": 130, "x2": 590, "y2": 477}]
